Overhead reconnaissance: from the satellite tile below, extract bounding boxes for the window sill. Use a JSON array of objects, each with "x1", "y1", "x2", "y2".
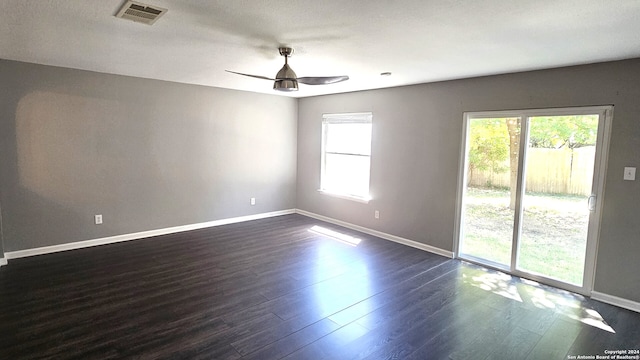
[{"x1": 317, "y1": 189, "x2": 371, "y2": 204}]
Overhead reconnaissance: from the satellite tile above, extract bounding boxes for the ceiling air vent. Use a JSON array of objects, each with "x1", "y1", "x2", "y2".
[{"x1": 115, "y1": 0, "x2": 167, "y2": 25}]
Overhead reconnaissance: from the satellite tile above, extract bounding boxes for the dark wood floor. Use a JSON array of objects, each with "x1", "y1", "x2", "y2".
[{"x1": 1, "y1": 214, "x2": 639, "y2": 359}]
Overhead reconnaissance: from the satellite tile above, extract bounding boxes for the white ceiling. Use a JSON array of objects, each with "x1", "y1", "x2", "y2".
[{"x1": 1, "y1": 0, "x2": 639, "y2": 98}]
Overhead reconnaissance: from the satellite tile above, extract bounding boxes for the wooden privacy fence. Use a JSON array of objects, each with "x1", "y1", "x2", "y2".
[{"x1": 469, "y1": 146, "x2": 596, "y2": 196}]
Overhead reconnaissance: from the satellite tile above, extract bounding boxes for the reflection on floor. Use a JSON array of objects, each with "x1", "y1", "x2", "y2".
[{"x1": 309, "y1": 225, "x2": 362, "y2": 246}]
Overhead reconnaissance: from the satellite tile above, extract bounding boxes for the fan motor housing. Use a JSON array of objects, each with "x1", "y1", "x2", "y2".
[
  {"x1": 274, "y1": 63, "x2": 298, "y2": 91},
  {"x1": 276, "y1": 64, "x2": 297, "y2": 80}
]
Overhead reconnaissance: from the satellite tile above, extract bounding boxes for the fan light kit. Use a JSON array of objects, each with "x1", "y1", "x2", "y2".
[{"x1": 226, "y1": 47, "x2": 349, "y2": 92}]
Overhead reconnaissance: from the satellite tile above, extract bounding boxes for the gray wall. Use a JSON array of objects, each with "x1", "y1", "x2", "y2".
[
  {"x1": 0, "y1": 202, "x2": 3, "y2": 259},
  {"x1": 0, "y1": 60, "x2": 297, "y2": 252},
  {"x1": 297, "y1": 59, "x2": 640, "y2": 303}
]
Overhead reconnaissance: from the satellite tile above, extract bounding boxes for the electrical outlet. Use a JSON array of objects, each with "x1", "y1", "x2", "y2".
[
  {"x1": 624, "y1": 167, "x2": 636, "y2": 181},
  {"x1": 94, "y1": 214, "x2": 103, "y2": 225},
  {"x1": 250, "y1": 197, "x2": 256, "y2": 205},
  {"x1": 374, "y1": 210, "x2": 380, "y2": 219}
]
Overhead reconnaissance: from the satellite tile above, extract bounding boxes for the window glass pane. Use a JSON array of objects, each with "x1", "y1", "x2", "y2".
[
  {"x1": 460, "y1": 117, "x2": 520, "y2": 267},
  {"x1": 321, "y1": 113, "x2": 372, "y2": 199},
  {"x1": 517, "y1": 115, "x2": 599, "y2": 286},
  {"x1": 324, "y1": 153, "x2": 370, "y2": 197},
  {"x1": 325, "y1": 123, "x2": 372, "y2": 155}
]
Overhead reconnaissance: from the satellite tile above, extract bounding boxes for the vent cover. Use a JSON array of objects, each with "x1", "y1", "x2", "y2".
[{"x1": 116, "y1": 0, "x2": 167, "y2": 25}]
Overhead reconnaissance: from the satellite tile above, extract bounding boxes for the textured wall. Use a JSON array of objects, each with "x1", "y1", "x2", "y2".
[
  {"x1": 297, "y1": 59, "x2": 640, "y2": 303},
  {"x1": 0, "y1": 60, "x2": 297, "y2": 252}
]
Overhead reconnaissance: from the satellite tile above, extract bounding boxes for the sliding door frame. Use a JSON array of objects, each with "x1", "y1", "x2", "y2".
[{"x1": 454, "y1": 105, "x2": 613, "y2": 296}]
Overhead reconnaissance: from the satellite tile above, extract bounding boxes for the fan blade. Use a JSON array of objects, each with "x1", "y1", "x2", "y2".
[
  {"x1": 225, "y1": 70, "x2": 274, "y2": 81},
  {"x1": 297, "y1": 76, "x2": 349, "y2": 85}
]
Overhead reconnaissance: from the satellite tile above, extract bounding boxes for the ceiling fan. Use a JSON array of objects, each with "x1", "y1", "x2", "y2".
[{"x1": 226, "y1": 47, "x2": 349, "y2": 92}]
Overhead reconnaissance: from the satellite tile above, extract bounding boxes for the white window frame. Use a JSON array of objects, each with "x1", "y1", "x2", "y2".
[{"x1": 319, "y1": 112, "x2": 373, "y2": 203}]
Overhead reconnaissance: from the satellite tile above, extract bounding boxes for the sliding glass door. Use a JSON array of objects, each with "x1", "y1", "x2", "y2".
[
  {"x1": 459, "y1": 117, "x2": 521, "y2": 268},
  {"x1": 457, "y1": 107, "x2": 612, "y2": 294}
]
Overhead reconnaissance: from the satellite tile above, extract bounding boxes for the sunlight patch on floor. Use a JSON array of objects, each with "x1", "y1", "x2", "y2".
[
  {"x1": 464, "y1": 268, "x2": 615, "y2": 333},
  {"x1": 521, "y1": 280, "x2": 616, "y2": 334},
  {"x1": 463, "y1": 271, "x2": 523, "y2": 302},
  {"x1": 309, "y1": 225, "x2": 362, "y2": 246}
]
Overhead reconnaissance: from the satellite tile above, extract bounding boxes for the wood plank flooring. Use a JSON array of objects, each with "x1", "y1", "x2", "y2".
[{"x1": 1, "y1": 214, "x2": 639, "y2": 359}]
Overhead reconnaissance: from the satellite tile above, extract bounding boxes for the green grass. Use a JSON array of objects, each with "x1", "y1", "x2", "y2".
[
  {"x1": 462, "y1": 187, "x2": 588, "y2": 285},
  {"x1": 462, "y1": 233, "x2": 511, "y2": 265}
]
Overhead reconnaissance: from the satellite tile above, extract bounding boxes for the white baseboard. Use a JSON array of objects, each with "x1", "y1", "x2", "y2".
[
  {"x1": 295, "y1": 209, "x2": 454, "y2": 258},
  {"x1": 591, "y1": 291, "x2": 640, "y2": 313},
  {"x1": 5, "y1": 209, "x2": 295, "y2": 260},
  {"x1": 0, "y1": 258, "x2": 7, "y2": 267}
]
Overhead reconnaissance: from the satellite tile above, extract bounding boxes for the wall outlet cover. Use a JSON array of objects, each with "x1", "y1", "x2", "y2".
[{"x1": 624, "y1": 167, "x2": 636, "y2": 181}]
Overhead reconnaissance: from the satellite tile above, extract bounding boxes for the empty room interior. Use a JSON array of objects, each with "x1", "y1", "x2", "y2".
[{"x1": 1, "y1": 1, "x2": 640, "y2": 359}]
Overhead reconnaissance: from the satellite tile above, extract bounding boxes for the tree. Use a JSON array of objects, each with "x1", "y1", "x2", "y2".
[
  {"x1": 467, "y1": 119, "x2": 509, "y2": 183},
  {"x1": 529, "y1": 115, "x2": 598, "y2": 149},
  {"x1": 506, "y1": 118, "x2": 520, "y2": 209},
  {"x1": 468, "y1": 114, "x2": 598, "y2": 209}
]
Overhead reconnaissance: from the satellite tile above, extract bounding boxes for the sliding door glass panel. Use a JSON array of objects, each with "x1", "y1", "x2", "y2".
[
  {"x1": 460, "y1": 117, "x2": 521, "y2": 267},
  {"x1": 517, "y1": 115, "x2": 599, "y2": 285}
]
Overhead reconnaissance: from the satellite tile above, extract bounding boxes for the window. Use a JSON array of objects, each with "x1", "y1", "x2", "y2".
[{"x1": 320, "y1": 112, "x2": 372, "y2": 202}]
